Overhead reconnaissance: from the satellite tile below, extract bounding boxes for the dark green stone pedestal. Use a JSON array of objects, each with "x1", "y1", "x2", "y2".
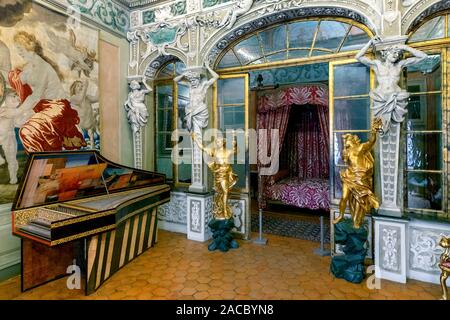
[
  {"x1": 208, "y1": 218, "x2": 239, "y2": 252},
  {"x1": 330, "y1": 219, "x2": 368, "y2": 284}
]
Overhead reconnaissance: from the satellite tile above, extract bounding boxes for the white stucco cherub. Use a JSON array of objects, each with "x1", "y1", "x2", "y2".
[
  {"x1": 356, "y1": 36, "x2": 428, "y2": 134},
  {"x1": 174, "y1": 63, "x2": 219, "y2": 133},
  {"x1": 124, "y1": 79, "x2": 151, "y2": 135}
]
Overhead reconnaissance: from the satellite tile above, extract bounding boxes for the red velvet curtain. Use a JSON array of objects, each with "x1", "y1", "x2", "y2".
[
  {"x1": 283, "y1": 105, "x2": 329, "y2": 179},
  {"x1": 256, "y1": 84, "x2": 329, "y2": 208}
]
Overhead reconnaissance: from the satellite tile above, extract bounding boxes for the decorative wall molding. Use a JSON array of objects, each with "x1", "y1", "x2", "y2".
[
  {"x1": 130, "y1": 9, "x2": 142, "y2": 28},
  {"x1": 381, "y1": 225, "x2": 401, "y2": 272},
  {"x1": 143, "y1": 54, "x2": 178, "y2": 78},
  {"x1": 117, "y1": 0, "x2": 163, "y2": 8},
  {"x1": 190, "y1": 200, "x2": 202, "y2": 232},
  {"x1": 203, "y1": 0, "x2": 232, "y2": 9},
  {"x1": 141, "y1": 0, "x2": 187, "y2": 25},
  {"x1": 409, "y1": 227, "x2": 446, "y2": 274},
  {"x1": 379, "y1": 124, "x2": 401, "y2": 213},
  {"x1": 249, "y1": 63, "x2": 329, "y2": 88},
  {"x1": 230, "y1": 199, "x2": 245, "y2": 234},
  {"x1": 402, "y1": 0, "x2": 445, "y2": 32},
  {"x1": 186, "y1": 192, "x2": 214, "y2": 242},
  {"x1": 158, "y1": 192, "x2": 188, "y2": 225},
  {"x1": 65, "y1": 0, "x2": 130, "y2": 34},
  {"x1": 374, "y1": 217, "x2": 407, "y2": 283},
  {"x1": 408, "y1": 220, "x2": 450, "y2": 284},
  {"x1": 138, "y1": 22, "x2": 190, "y2": 59},
  {"x1": 229, "y1": 194, "x2": 250, "y2": 239}
]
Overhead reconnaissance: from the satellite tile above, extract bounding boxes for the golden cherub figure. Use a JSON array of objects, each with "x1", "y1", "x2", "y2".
[
  {"x1": 439, "y1": 236, "x2": 450, "y2": 300},
  {"x1": 192, "y1": 132, "x2": 238, "y2": 220},
  {"x1": 333, "y1": 118, "x2": 383, "y2": 229}
]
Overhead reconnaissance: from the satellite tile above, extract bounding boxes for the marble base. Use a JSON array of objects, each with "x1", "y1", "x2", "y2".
[
  {"x1": 378, "y1": 207, "x2": 402, "y2": 218},
  {"x1": 186, "y1": 192, "x2": 214, "y2": 242},
  {"x1": 373, "y1": 215, "x2": 408, "y2": 284}
]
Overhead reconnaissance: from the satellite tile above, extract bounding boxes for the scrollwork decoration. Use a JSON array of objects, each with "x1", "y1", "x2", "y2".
[{"x1": 67, "y1": 0, "x2": 129, "y2": 33}]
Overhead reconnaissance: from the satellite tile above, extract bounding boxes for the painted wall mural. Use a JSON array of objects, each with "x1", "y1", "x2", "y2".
[{"x1": 0, "y1": 1, "x2": 100, "y2": 204}]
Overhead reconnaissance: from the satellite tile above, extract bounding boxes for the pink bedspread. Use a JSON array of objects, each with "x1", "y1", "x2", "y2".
[{"x1": 265, "y1": 177, "x2": 330, "y2": 210}]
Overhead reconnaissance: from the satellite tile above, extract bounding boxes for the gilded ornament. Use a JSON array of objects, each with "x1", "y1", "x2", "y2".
[
  {"x1": 192, "y1": 133, "x2": 238, "y2": 220},
  {"x1": 333, "y1": 118, "x2": 383, "y2": 229},
  {"x1": 439, "y1": 236, "x2": 450, "y2": 300}
]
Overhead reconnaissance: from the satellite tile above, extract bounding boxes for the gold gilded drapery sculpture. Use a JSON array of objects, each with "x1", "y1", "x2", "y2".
[
  {"x1": 192, "y1": 133, "x2": 238, "y2": 220},
  {"x1": 333, "y1": 118, "x2": 383, "y2": 229},
  {"x1": 439, "y1": 236, "x2": 450, "y2": 300}
]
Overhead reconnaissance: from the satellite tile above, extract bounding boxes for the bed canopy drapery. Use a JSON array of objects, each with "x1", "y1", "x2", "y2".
[{"x1": 257, "y1": 84, "x2": 330, "y2": 210}]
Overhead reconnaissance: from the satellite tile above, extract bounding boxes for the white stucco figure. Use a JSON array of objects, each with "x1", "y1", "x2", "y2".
[
  {"x1": 124, "y1": 79, "x2": 151, "y2": 135},
  {"x1": 356, "y1": 36, "x2": 428, "y2": 134},
  {"x1": 221, "y1": 0, "x2": 254, "y2": 30},
  {"x1": 0, "y1": 91, "x2": 20, "y2": 184},
  {"x1": 70, "y1": 79, "x2": 99, "y2": 149},
  {"x1": 174, "y1": 63, "x2": 219, "y2": 133}
]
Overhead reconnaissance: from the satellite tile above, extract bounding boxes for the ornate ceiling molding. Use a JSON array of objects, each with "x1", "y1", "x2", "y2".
[
  {"x1": 45, "y1": 0, "x2": 131, "y2": 35},
  {"x1": 116, "y1": 0, "x2": 166, "y2": 8}
]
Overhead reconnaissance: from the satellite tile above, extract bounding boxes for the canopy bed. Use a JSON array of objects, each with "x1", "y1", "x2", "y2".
[{"x1": 257, "y1": 84, "x2": 330, "y2": 212}]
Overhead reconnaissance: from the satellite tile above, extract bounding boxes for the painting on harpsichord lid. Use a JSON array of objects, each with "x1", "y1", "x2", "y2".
[{"x1": 0, "y1": 0, "x2": 100, "y2": 204}]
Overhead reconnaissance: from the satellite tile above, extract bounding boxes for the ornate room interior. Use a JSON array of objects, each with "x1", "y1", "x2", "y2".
[{"x1": 0, "y1": 0, "x2": 449, "y2": 300}]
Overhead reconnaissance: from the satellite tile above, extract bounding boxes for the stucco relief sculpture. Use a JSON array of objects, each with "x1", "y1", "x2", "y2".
[
  {"x1": 124, "y1": 78, "x2": 151, "y2": 169},
  {"x1": 174, "y1": 63, "x2": 219, "y2": 134},
  {"x1": 124, "y1": 79, "x2": 151, "y2": 135},
  {"x1": 331, "y1": 118, "x2": 382, "y2": 284},
  {"x1": 439, "y1": 236, "x2": 450, "y2": 300},
  {"x1": 221, "y1": 0, "x2": 254, "y2": 30},
  {"x1": 356, "y1": 36, "x2": 428, "y2": 134},
  {"x1": 191, "y1": 132, "x2": 239, "y2": 252}
]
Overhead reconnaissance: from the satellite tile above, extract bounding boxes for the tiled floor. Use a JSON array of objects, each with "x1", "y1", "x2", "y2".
[{"x1": 0, "y1": 230, "x2": 443, "y2": 300}]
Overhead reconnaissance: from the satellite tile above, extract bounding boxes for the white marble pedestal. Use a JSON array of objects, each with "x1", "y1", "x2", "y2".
[{"x1": 186, "y1": 192, "x2": 214, "y2": 242}]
